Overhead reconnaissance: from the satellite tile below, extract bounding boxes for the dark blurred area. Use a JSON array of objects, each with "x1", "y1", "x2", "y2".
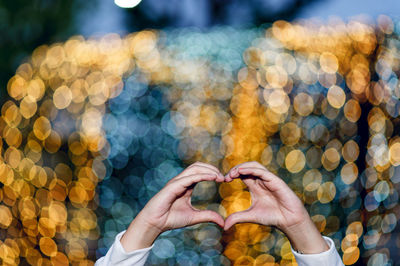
[
  {"x1": 0, "y1": 0, "x2": 93, "y2": 100},
  {"x1": 125, "y1": 0, "x2": 319, "y2": 29},
  {"x1": 0, "y1": 0, "x2": 320, "y2": 101}
]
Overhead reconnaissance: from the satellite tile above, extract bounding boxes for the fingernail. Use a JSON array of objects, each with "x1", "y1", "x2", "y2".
[{"x1": 231, "y1": 168, "x2": 238, "y2": 176}]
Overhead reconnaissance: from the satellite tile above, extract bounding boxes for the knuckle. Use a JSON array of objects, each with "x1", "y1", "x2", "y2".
[
  {"x1": 253, "y1": 161, "x2": 267, "y2": 170},
  {"x1": 190, "y1": 169, "x2": 201, "y2": 175}
]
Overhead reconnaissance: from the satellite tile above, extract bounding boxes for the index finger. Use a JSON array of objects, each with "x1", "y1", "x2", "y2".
[
  {"x1": 187, "y1": 162, "x2": 221, "y2": 174},
  {"x1": 225, "y1": 162, "x2": 275, "y2": 182},
  {"x1": 232, "y1": 161, "x2": 266, "y2": 170},
  {"x1": 175, "y1": 163, "x2": 224, "y2": 182},
  {"x1": 167, "y1": 173, "x2": 219, "y2": 198}
]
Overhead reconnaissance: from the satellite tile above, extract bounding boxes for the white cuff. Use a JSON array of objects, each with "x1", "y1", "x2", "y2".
[
  {"x1": 291, "y1": 236, "x2": 344, "y2": 266},
  {"x1": 95, "y1": 230, "x2": 154, "y2": 266}
]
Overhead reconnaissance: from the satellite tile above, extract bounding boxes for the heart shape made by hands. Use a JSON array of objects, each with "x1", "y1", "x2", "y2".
[
  {"x1": 188, "y1": 163, "x2": 307, "y2": 232},
  {"x1": 191, "y1": 179, "x2": 251, "y2": 219}
]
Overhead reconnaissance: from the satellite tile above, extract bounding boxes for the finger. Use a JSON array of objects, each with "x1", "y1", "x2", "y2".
[
  {"x1": 237, "y1": 161, "x2": 266, "y2": 169},
  {"x1": 240, "y1": 176, "x2": 257, "y2": 189},
  {"x1": 238, "y1": 168, "x2": 292, "y2": 198},
  {"x1": 224, "y1": 209, "x2": 256, "y2": 230},
  {"x1": 188, "y1": 162, "x2": 221, "y2": 174},
  {"x1": 182, "y1": 165, "x2": 224, "y2": 182},
  {"x1": 224, "y1": 167, "x2": 238, "y2": 182},
  {"x1": 168, "y1": 173, "x2": 219, "y2": 197},
  {"x1": 235, "y1": 167, "x2": 276, "y2": 182},
  {"x1": 190, "y1": 210, "x2": 225, "y2": 228},
  {"x1": 183, "y1": 187, "x2": 194, "y2": 199},
  {"x1": 178, "y1": 164, "x2": 224, "y2": 182},
  {"x1": 226, "y1": 166, "x2": 265, "y2": 180},
  {"x1": 226, "y1": 161, "x2": 265, "y2": 175},
  {"x1": 225, "y1": 161, "x2": 265, "y2": 181}
]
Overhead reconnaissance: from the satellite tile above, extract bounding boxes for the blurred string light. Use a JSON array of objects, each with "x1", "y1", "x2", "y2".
[
  {"x1": 1, "y1": 15, "x2": 400, "y2": 265},
  {"x1": 114, "y1": 0, "x2": 142, "y2": 8}
]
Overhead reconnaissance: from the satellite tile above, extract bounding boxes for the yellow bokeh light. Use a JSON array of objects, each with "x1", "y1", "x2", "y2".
[
  {"x1": 342, "y1": 246, "x2": 360, "y2": 265},
  {"x1": 0, "y1": 205, "x2": 13, "y2": 228},
  {"x1": 53, "y1": 85, "x2": 73, "y2": 109},
  {"x1": 265, "y1": 90, "x2": 290, "y2": 114},
  {"x1": 266, "y1": 66, "x2": 288, "y2": 88},
  {"x1": 317, "y1": 182, "x2": 336, "y2": 203},
  {"x1": 346, "y1": 221, "x2": 363, "y2": 238},
  {"x1": 48, "y1": 201, "x2": 67, "y2": 226},
  {"x1": 280, "y1": 122, "x2": 301, "y2": 146},
  {"x1": 39, "y1": 237, "x2": 58, "y2": 257},
  {"x1": 344, "y1": 99, "x2": 361, "y2": 122},
  {"x1": 254, "y1": 254, "x2": 275, "y2": 265},
  {"x1": 342, "y1": 140, "x2": 359, "y2": 162},
  {"x1": 33, "y1": 116, "x2": 52, "y2": 140},
  {"x1": 320, "y1": 52, "x2": 339, "y2": 74},
  {"x1": 389, "y1": 142, "x2": 400, "y2": 166},
  {"x1": 341, "y1": 162, "x2": 358, "y2": 185},
  {"x1": 327, "y1": 85, "x2": 346, "y2": 109},
  {"x1": 303, "y1": 169, "x2": 322, "y2": 192},
  {"x1": 285, "y1": 150, "x2": 306, "y2": 173},
  {"x1": 322, "y1": 148, "x2": 341, "y2": 171},
  {"x1": 293, "y1": 92, "x2": 314, "y2": 116}
]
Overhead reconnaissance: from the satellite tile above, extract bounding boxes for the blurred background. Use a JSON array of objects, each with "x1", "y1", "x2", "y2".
[
  {"x1": 1, "y1": 0, "x2": 400, "y2": 265},
  {"x1": 2, "y1": 0, "x2": 400, "y2": 97}
]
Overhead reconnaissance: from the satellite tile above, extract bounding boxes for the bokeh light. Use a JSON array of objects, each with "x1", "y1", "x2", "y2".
[
  {"x1": 114, "y1": 0, "x2": 142, "y2": 8},
  {"x1": 1, "y1": 16, "x2": 400, "y2": 265}
]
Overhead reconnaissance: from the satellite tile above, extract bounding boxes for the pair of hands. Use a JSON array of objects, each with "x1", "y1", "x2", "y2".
[{"x1": 120, "y1": 161, "x2": 329, "y2": 254}]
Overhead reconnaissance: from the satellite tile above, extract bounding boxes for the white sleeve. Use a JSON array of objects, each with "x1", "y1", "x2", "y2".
[
  {"x1": 95, "y1": 231, "x2": 154, "y2": 266},
  {"x1": 291, "y1": 236, "x2": 344, "y2": 266}
]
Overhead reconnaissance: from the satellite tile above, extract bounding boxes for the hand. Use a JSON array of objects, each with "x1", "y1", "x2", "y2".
[
  {"x1": 224, "y1": 161, "x2": 329, "y2": 254},
  {"x1": 120, "y1": 162, "x2": 225, "y2": 252}
]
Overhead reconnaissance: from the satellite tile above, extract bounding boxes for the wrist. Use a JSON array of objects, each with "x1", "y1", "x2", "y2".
[
  {"x1": 281, "y1": 217, "x2": 329, "y2": 254},
  {"x1": 120, "y1": 215, "x2": 162, "y2": 252}
]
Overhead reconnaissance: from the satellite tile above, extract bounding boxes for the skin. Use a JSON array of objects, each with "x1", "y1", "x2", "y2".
[
  {"x1": 224, "y1": 161, "x2": 329, "y2": 254},
  {"x1": 120, "y1": 162, "x2": 225, "y2": 252},
  {"x1": 121, "y1": 161, "x2": 329, "y2": 254}
]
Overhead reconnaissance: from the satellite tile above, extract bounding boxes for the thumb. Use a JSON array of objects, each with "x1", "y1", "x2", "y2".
[
  {"x1": 190, "y1": 210, "x2": 225, "y2": 228},
  {"x1": 224, "y1": 209, "x2": 256, "y2": 231}
]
